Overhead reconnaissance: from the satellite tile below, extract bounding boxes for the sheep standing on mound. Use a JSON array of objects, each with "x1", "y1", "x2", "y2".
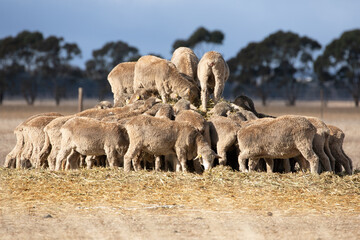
[
  {"x1": 171, "y1": 47, "x2": 199, "y2": 86},
  {"x1": 237, "y1": 115, "x2": 320, "y2": 174},
  {"x1": 107, "y1": 62, "x2": 136, "y2": 107},
  {"x1": 133, "y1": 55, "x2": 199, "y2": 104},
  {"x1": 123, "y1": 115, "x2": 219, "y2": 172},
  {"x1": 197, "y1": 51, "x2": 229, "y2": 111}
]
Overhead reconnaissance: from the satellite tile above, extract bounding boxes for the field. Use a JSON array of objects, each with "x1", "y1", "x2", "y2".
[{"x1": 1, "y1": 99, "x2": 360, "y2": 239}]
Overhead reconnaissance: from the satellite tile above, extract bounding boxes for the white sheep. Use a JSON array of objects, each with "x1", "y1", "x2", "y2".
[
  {"x1": 237, "y1": 115, "x2": 320, "y2": 174},
  {"x1": 197, "y1": 51, "x2": 229, "y2": 111},
  {"x1": 107, "y1": 61, "x2": 136, "y2": 107},
  {"x1": 55, "y1": 117, "x2": 129, "y2": 170},
  {"x1": 123, "y1": 115, "x2": 219, "y2": 172},
  {"x1": 171, "y1": 47, "x2": 199, "y2": 86},
  {"x1": 133, "y1": 55, "x2": 199, "y2": 104}
]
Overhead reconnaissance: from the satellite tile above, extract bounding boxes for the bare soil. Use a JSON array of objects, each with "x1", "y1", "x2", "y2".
[{"x1": 1, "y1": 99, "x2": 360, "y2": 240}]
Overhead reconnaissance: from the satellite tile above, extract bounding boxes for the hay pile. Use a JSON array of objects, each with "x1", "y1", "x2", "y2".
[{"x1": 1, "y1": 166, "x2": 359, "y2": 215}]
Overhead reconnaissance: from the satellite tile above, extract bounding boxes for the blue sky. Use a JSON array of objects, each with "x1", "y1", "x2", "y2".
[{"x1": 0, "y1": 0, "x2": 359, "y2": 68}]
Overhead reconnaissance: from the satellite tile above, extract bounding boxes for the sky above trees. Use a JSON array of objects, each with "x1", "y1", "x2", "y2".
[{"x1": 0, "y1": 0, "x2": 359, "y2": 68}]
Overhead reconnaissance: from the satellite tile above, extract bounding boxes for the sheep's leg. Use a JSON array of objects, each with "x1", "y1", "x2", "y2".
[
  {"x1": 124, "y1": 143, "x2": 141, "y2": 172},
  {"x1": 132, "y1": 152, "x2": 142, "y2": 171},
  {"x1": 19, "y1": 142, "x2": 33, "y2": 169},
  {"x1": 248, "y1": 158, "x2": 259, "y2": 172},
  {"x1": 85, "y1": 156, "x2": 93, "y2": 169},
  {"x1": 55, "y1": 147, "x2": 72, "y2": 171},
  {"x1": 297, "y1": 145, "x2": 320, "y2": 174},
  {"x1": 313, "y1": 136, "x2": 332, "y2": 172},
  {"x1": 324, "y1": 137, "x2": 336, "y2": 171},
  {"x1": 283, "y1": 159, "x2": 291, "y2": 173},
  {"x1": 238, "y1": 151, "x2": 249, "y2": 172},
  {"x1": 331, "y1": 145, "x2": 352, "y2": 175},
  {"x1": 47, "y1": 148, "x2": 58, "y2": 170},
  {"x1": 216, "y1": 146, "x2": 228, "y2": 166},
  {"x1": 341, "y1": 146, "x2": 353, "y2": 173},
  {"x1": 200, "y1": 78, "x2": 209, "y2": 111},
  {"x1": 105, "y1": 147, "x2": 120, "y2": 168},
  {"x1": 213, "y1": 76, "x2": 224, "y2": 103},
  {"x1": 155, "y1": 155, "x2": 161, "y2": 171},
  {"x1": 175, "y1": 148, "x2": 188, "y2": 172},
  {"x1": 66, "y1": 150, "x2": 80, "y2": 170},
  {"x1": 264, "y1": 158, "x2": 274, "y2": 173}
]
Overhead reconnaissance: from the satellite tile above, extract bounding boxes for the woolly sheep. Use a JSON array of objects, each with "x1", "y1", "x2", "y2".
[
  {"x1": 123, "y1": 115, "x2": 219, "y2": 172},
  {"x1": 171, "y1": 47, "x2": 199, "y2": 86},
  {"x1": 55, "y1": 117, "x2": 129, "y2": 170},
  {"x1": 133, "y1": 55, "x2": 199, "y2": 104},
  {"x1": 197, "y1": 51, "x2": 229, "y2": 111},
  {"x1": 107, "y1": 61, "x2": 136, "y2": 107},
  {"x1": 237, "y1": 115, "x2": 320, "y2": 174}
]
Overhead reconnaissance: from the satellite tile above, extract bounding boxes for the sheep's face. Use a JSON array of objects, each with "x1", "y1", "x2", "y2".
[
  {"x1": 180, "y1": 85, "x2": 199, "y2": 104},
  {"x1": 196, "y1": 148, "x2": 220, "y2": 170}
]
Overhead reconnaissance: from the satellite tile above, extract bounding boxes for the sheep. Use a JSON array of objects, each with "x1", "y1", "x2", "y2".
[
  {"x1": 173, "y1": 102, "x2": 211, "y2": 172},
  {"x1": 123, "y1": 115, "x2": 219, "y2": 172},
  {"x1": 171, "y1": 47, "x2": 199, "y2": 86},
  {"x1": 4, "y1": 112, "x2": 63, "y2": 168},
  {"x1": 327, "y1": 125, "x2": 353, "y2": 175},
  {"x1": 107, "y1": 61, "x2": 136, "y2": 107},
  {"x1": 233, "y1": 95, "x2": 275, "y2": 118},
  {"x1": 208, "y1": 115, "x2": 242, "y2": 167},
  {"x1": 18, "y1": 115, "x2": 62, "y2": 168},
  {"x1": 237, "y1": 115, "x2": 320, "y2": 174},
  {"x1": 39, "y1": 115, "x2": 75, "y2": 170},
  {"x1": 75, "y1": 97, "x2": 161, "y2": 120},
  {"x1": 133, "y1": 55, "x2": 199, "y2": 104},
  {"x1": 55, "y1": 117, "x2": 129, "y2": 170},
  {"x1": 94, "y1": 101, "x2": 113, "y2": 109},
  {"x1": 197, "y1": 51, "x2": 229, "y2": 111}
]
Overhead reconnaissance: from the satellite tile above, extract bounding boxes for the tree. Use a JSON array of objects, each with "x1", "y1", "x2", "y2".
[
  {"x1": 172, "y1": 26, "x2": 225, "y2": 57},
  {"x1": 314, "y1": 29, "x2": 360, "y2": 107},
  {"x1": 229, "y1": 30, "x2": 321, "y2": 105},
  {"x1": 85, "y1": 40, "x2": 140, "y2": 100},
  {"x1": 37, "y1": 36, "x2": 82, "y2": 105}
]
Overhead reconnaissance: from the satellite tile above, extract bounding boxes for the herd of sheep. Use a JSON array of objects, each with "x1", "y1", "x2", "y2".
[{"x1": 4, "y1": 47, "x2": 353, "y2": 175}]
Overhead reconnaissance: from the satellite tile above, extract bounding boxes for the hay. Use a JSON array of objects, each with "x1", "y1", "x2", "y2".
[{"x1": 1, "y1": 166, "x2": 359, "y2": 215}]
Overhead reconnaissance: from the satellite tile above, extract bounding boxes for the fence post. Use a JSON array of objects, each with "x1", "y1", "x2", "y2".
[{"x1": 78, "y1": 87, "x2": 83, "y2": 112}]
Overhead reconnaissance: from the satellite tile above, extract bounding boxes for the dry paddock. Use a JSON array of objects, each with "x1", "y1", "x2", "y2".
[{"x1": 1, "y1": 99, "x2": 360, "y2": 240}]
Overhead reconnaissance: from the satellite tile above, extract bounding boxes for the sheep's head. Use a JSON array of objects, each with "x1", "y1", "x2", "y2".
[
  {"x1": 195, "y1": 148, "x2": 220, "y2": 170},
  {"x1": 179, "y1": 85, "x2": 199, "y2": 104}
]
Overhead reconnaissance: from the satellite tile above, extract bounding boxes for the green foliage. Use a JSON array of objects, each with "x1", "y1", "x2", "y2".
[
  {"x1": 229, "y1": 30, "x2": 321, "y2": 106},
  {"x1": 315, "y1": 29, "x2": 360, "y2": 106},
  {"x1": 171, "y1": 26, "x2": 224, "y2": 52}
]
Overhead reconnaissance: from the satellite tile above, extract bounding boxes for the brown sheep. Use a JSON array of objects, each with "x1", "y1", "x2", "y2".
[
  {"x1": 197, "y1": 51, "x2": 229, "y2": 111},
  {"x1": 123, "y1": 115, "x2": 219, "y2": 172},
  {"x1": 237, "y1": 115, "x2": 319, "y2": 174},
  {"x1": 107, "y1": 61, "x2": 136, "y2": 107},
  {"x1": 133, "y1": 55, "x2": 199, "y2": 104},
  {"x1": 55, "y1": 117, "x2": 129, "y2": 170},
  {"x1": 171, "y1": 47, "x2": 199, "y2": 86}
]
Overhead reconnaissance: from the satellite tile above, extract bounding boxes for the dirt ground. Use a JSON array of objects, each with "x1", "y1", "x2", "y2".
[{"x1": 1, "y1": 99, "x2": 360, "y2": 240}]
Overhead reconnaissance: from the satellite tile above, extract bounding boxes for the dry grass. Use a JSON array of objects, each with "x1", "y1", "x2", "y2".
[
  {"x1": 1, "y1": 166, "x2": 359, "y2": 215},
  {"x1": 1, "y1": 99, "x2": 360, "y2": 217}
]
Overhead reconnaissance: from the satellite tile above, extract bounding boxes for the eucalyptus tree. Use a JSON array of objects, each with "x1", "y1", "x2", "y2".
[
  {"x1": 314, "y1": 29, "x2": 360, "y2": 107},
  {"x1": 229, "y1": 30, "x2": 321, "y2": 105},
  {"x1": 172, "y1": 26, "x2": 224, "y2": 57},
  {"x1": 85, "y1": 40, "x2": 140, "y2": 100}
]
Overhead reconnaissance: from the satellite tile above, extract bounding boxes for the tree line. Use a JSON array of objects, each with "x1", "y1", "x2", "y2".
[{"x1": 0, "y1": 27, "x2": 359, "y2": 106}]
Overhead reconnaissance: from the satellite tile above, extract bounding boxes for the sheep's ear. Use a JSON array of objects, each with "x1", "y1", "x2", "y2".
[
  {"x1": 213, "y1": 153, "x2": 221, "y2": 159},
  {"x1": 194, "y1": 154, "x2": 202, "y2": 160},
  {"x1": 136, "y1": 95, "x2": 140, "y2": 100}
]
